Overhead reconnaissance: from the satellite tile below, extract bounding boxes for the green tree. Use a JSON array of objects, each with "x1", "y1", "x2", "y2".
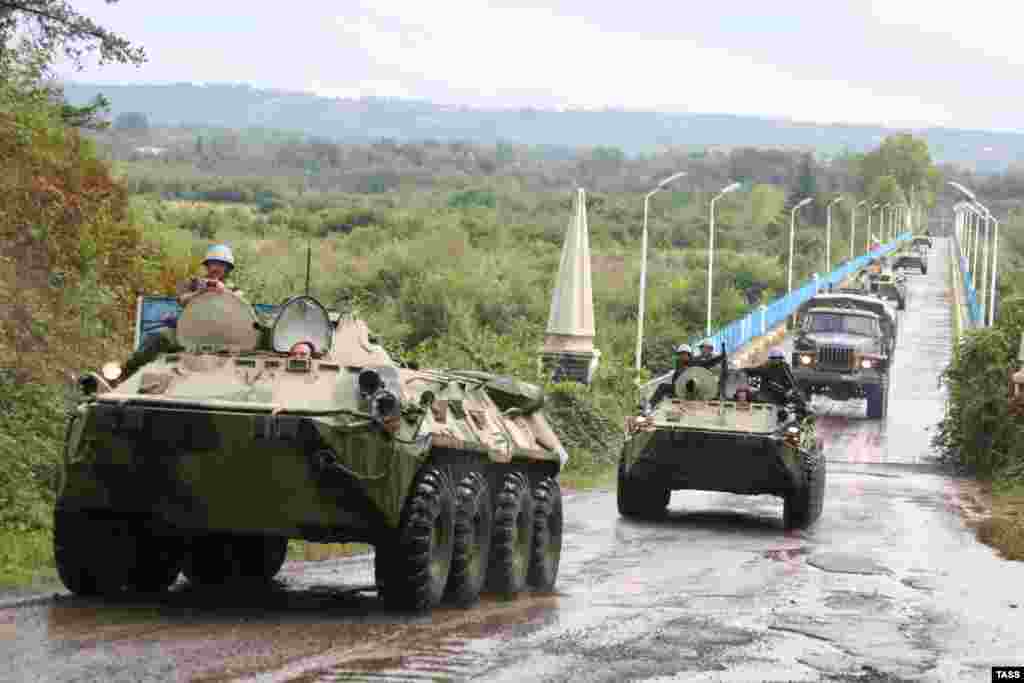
[
  {"x1": 859, "y1": 133, "x2": 936, "y2": 201},
  {"x1": 0, "y1": 1, "x2": 146, "y2": 69},
  {"x1": 795, "y1": 152, "x2": 816, "y2": 198}
]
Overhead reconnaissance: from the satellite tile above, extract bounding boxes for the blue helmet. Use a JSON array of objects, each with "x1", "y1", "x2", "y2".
[
  {"x1": 674, "y1": 343, "x2": 693, "y2": 355},
  {"x1": 203, "y1": 243, "x2": 235, "y2": 271}
]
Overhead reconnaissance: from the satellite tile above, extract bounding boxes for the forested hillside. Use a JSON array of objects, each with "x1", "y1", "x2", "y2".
[{"x1": 62, "y1": 81, "x2": 1024, "y2": 171}]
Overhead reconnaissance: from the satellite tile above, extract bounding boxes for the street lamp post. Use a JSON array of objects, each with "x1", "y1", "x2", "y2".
[
  {"x1": 852, "y1": 199, "x2": 867, "y2": 260},
  {"x1": 826, "y1": 196, "x2": 843, "y2": 273},
  {"x1": 788, "y1": 197, "x2": 814, "y2": 324},
  {"x1": 635, "y1": 171, "x2": 687, "y2": 371},
  {"x1": 868, "y1": 203, "x2": 880, "y2": 253},
  {"x1": 989, "y1": 216, "x2": 1000, "y2": 325},
  {"x1": 881, "y1": 203, "x2": 892, "y2": 243},
  {"x1": 706, "y1": 181, "x2": 742, "y2": 337}
]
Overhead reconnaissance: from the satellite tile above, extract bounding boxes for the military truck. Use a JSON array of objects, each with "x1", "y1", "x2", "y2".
[
  {"x1": 863, "y1": 270, "x2": 907, "y2": 310},
  {"x1": 58, "y1": 291, "x2": 566, "y2": 611},
  {"x1": 892, "y1": 253, "x2": 927, "y2": 275},
  {"x1": 795, "y1": 292, "x2": 899, "y2": 358},
  {"x1": 618, "y1": 357, "x2": 825, "y2": 529},
  {"x1": 911, "y1": 235, "x2": 933, "y2": 254},
  {"x1": 790, "y1": 305, "x2": 892, "y2": 418}
]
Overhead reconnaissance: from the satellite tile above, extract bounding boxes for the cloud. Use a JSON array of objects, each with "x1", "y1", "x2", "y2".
[
  {"x1": 316, "y1": 0, "x2": 952, "y2": 126},
  {"x1": 869, "y1": 1, "x2": 1024, "y2": 66}
]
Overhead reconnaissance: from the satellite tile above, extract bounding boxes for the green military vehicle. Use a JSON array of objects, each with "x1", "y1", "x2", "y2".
[
  {"x1": 58, "y1": 291, "x2": 566, "y2": 611},
  {"x1": 892, "y1": 252, "x2": 928, "y2": 275},
  {"x1": 790, "y1": 303, "x2": 892, "y2": 419},
  {"x1": 618, "y1": 356, "x2": 824, "y2": 530},
  {"x1": 862, "y1": 267, "x2": 908, "y2": 310},
  {"x1": 796, "y1": 292, "x2": 899, "y2": 358}
]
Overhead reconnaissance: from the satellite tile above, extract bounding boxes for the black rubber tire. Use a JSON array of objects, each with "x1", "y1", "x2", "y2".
[
  {"x1": 528, "y1": 477, "x2": 563, "y2": 592},
  {"x1": 865, "y1": 382, "x2": 888, "y2": 420},
  {"x1": 617, "y1": 457, "x2": 669, "y2": 520},
  {"x1": 485, "y1": 472, "x2": 534, "y2": 596},
  {"x1": 183, "y1": 534, "x2": 288, "y2": 586},
  {"x1": 132, "y1": 530, "x2": 184, "y2": 592},
  {"x1": 445, "y1": 471, "x2": 493, "y2": 607},
  {"x1": 379, "y1": 466, "x2": 455, "y2": 611},
  {"x1": 53, "y1": 509, "x2": 136, "y2": 596},
  {"x1": 784, "y1": 447, "x2": 826, "y2": 529}
]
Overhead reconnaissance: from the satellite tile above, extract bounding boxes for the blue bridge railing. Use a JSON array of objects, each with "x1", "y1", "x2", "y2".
[
  {"x1": 951, "y1": 230, "x2": 983, "y2": 328},
  {"x1": 688, "y1": 232, "x2": 913, "y2": 355}
]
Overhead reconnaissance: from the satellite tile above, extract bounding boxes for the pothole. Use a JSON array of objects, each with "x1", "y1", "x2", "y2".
[{"x1": 807, "y1": 552, "x2": 890, "y2": 575}]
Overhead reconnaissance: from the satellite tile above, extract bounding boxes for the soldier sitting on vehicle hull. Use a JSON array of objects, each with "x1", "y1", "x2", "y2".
[
  {"x1": 119, "y1": 244, "x2": 253, "y2": 382},
  {"x1": 650, "y1": 342, "x2": 727, "y2": 405}
]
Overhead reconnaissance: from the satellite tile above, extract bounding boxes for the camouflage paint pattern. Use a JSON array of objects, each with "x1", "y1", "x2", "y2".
[
  {"x1": 61, "y1": 293, "x2": 566, "y2": 539},
  {"x1": 623, "y1": 362, "x2": 816, "y2": 497}
]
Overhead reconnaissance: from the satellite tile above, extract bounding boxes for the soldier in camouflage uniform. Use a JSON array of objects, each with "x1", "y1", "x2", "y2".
[{"x1": 120, "y1": 244, "x2": 249, "y2": 381}]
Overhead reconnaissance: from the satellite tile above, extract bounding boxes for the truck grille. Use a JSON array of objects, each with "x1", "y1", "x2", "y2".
[{"x1": 817, "y1": 345, "x2": 854, "y2": 370}]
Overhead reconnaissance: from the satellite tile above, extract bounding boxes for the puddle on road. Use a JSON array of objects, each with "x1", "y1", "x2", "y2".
[
  {"x1": 806, "y1": 552, "x2": 891, "y2": 576},
  {"x1": 762, "y1": 547, "x2": 811, "y2": 562}
]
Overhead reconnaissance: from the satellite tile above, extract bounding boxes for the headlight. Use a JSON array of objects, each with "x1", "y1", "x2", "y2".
[
  {"x1": 860, "y1": 359, "x2": 874, "y2": 369},
  {"x1": 800, "y1": 354, "x2": 814, "y2": 366},
  {"x1": 101, "y1": 361, "x2": 122, "y2": 381},
  {"x1": 787, "y1": 426, "x2": 800, "y2": 435}
]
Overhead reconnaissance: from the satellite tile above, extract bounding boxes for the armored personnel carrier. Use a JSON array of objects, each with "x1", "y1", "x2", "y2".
[
  {"x1": 618, "y1": 357, "x2": 824, "y2": 529},
  {"x1": 58, "y1": 291, "x2": 566, "y2": 611},
  {"x1": 790, "y1": 304, "x2": 892, "y2": 418}
]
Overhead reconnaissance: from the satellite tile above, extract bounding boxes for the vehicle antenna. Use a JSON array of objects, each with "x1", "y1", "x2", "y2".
[{"x1": 304, "y1": 238, "x2": 312, "y2": 296}]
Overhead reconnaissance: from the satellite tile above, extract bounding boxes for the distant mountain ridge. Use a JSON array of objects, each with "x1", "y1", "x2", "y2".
[{"x1": 61, "y1": 82, "x2": 1024, "y2": 171}]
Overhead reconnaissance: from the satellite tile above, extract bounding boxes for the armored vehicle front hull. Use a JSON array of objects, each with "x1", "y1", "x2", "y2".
[
  {"x1": 621, "y1": 427, "x2": 804, "y2": 497},
  {"x1": 618, "y1": 391, "x2": 825, "y2": 529},
  {"x1": 60, "y1": 401, "x2": 402, "y2": 542}
]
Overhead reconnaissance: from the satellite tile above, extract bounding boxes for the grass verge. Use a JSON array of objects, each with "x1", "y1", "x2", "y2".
[
  {"x1": 0, "y1": 529, "x2": 59, "y2": 591},
  {"x1": 286, "y1": 541, "x2": 371, "y2": 562},
  {"x1": 976, "y1": 483, "x2": 1024, "y2": 561}
]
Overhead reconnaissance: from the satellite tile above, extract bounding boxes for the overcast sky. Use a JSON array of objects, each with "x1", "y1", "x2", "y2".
[{"x1": 53, "y1": 0, "x2": 1024, "y2": 131}]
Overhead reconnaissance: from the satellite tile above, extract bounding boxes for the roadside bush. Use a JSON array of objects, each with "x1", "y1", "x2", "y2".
[{"x1": 935, "y1": 296, "x2": 1024, "y2": 482}]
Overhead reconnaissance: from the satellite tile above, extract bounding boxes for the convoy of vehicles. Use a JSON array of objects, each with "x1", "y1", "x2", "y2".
[{"x1": 56, "y1": 236, "x2": 927, "y2": 609}]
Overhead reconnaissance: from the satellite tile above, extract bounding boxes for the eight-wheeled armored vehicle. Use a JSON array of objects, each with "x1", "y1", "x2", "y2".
[
  {"x1": 790, "y1": 305, "x2": 892, "y2": 419},
  {"x1": 618, "y1": 357, "x2": 824, "y2": 529},
  {"x1": 58, "y1": 291, "x2": 566, "y2": 611}
]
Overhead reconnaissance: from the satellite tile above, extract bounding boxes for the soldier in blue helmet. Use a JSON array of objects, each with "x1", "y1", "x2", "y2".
[{"x1": 118, "y1": 244, "x2": 246, "y2": 382}]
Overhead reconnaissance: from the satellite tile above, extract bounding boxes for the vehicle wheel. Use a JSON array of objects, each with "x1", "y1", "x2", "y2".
[
  {"x1": 617, "y1": 457, "x2": 669, "y2": 519},
  {"x1": 784, "y1": 446, "x2": 826, "y2": 529},
  {"x1": 54, "y1": 509, "x2": 136, "y2": 596},
  {"x1": 445, "y1": 471, "x2": 493, "y2": 607},
  {"x1": 132, "y1": 529, "x2": 184, "y2": 592},
  {"x1": 380, "y1": 466, "x2": 455, "y2": 611},
  {"x1": 528, "y1": 477, "x2": 563, "y2": 592},
  {"x1": 864, "y1": 382, "x2": 888, "y2": 419},
  {"x1": 486, "y1": 472, "x2": 534, "y2": 597}
]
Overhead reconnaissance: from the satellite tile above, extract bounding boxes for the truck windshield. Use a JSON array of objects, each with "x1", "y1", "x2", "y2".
[{"x1": 805, "y1": 313, "x2": 877, "y2": 336}]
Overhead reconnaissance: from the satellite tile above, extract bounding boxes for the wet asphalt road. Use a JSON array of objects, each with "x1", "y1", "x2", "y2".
[{"x1": 3, "y1": 238, "x2": 1024, "y2": 682}]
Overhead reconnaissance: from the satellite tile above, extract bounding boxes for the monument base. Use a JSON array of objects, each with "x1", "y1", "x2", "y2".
[{"x1": 539, "y1": 349, "x2": 601, "y2": 385}]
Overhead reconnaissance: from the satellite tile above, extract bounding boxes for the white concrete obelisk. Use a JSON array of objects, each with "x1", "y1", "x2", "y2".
[{"x1": 540, "y1": 188, "x2": 601, "y2": 383}]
